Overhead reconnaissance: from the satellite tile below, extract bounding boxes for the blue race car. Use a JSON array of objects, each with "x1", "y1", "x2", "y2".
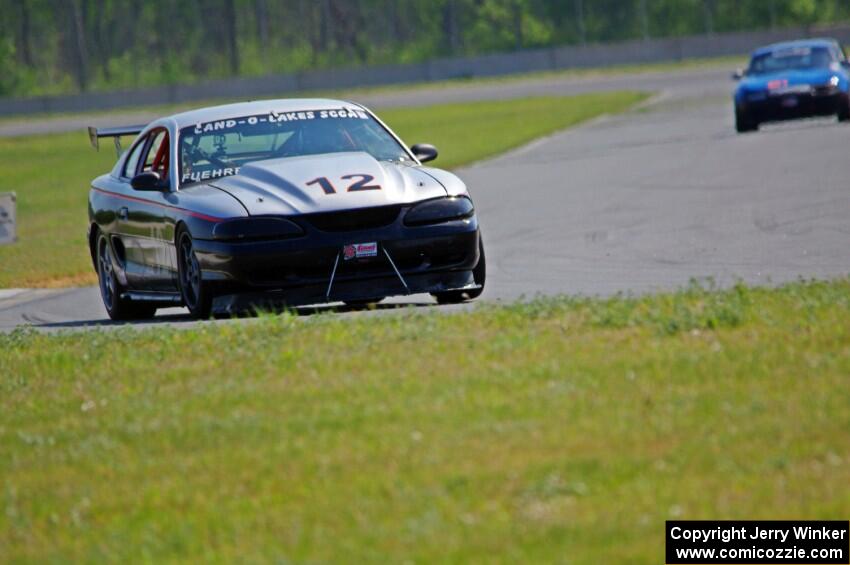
[{"x1": 733, "y1": 38, "x2": 850, "y2": 133}]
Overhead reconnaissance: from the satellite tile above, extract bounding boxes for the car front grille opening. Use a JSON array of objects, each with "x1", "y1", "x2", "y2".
[{"x1": 305, "y1": 205, "x2": 401, "y2": 232}]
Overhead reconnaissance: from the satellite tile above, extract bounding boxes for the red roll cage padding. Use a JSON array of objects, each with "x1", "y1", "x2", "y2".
[{"x1": 151, "y1": 133, "x2": 169, "y2": 177}]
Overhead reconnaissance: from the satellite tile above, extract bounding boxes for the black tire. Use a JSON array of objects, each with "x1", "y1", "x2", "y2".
[
  {"x1": 432, "y1": 234, "x2": 486, "y2": 304},
  {"x1": 96, "y1": 232, "x2": 157, "y2": 320},
  {"x1": 735, "y1": 107, "x2": 758, "y2": 133},
  {"x1": 177, "y1": 228, "x2": 214, "y2": 319},
  {"x1": 837, "y1": 94, "x2": 850, "y2": 122}
]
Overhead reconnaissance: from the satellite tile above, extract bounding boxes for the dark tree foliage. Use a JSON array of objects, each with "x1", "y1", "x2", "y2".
[{"x1": 0, "y1": 0, "x2": 848, "y2": 96}]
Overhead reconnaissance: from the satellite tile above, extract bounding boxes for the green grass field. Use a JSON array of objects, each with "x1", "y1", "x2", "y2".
[
  {"x1": 2, "y1": 279, "x2": 849, "y2": 562},
  {"x1": 0, "y1": 92, "x2": 646, "y2": 289}
]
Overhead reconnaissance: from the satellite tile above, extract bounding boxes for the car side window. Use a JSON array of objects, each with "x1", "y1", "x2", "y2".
[
  {"x1": 122, "y1": 138, "x2": 147, "y2": 178},
  {"x1": 141, "y1": 130, "x2": 169, "y2": 178}
]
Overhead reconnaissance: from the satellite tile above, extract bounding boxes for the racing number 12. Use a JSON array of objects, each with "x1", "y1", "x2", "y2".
[{"x1": 306, "y1": 174, "x2": 381, "y2": 194}]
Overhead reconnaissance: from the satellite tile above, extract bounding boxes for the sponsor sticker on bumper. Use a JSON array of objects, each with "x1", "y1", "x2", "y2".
[{"x1": 343, "y1": 242, "x2": 378, "y2": 260}]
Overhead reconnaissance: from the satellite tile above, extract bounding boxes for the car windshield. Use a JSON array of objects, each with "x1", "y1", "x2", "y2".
[
  {"x1": 178, "y1": 108, "x2": 410, "y2": 186},
  {"x1": 748, "y1": 46, "x2": 834, "y2": 75}
]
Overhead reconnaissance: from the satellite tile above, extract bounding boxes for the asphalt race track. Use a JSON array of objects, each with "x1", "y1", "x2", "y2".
[{"x1": 2, "y1": 67, "x2": 849, "y2": 331}]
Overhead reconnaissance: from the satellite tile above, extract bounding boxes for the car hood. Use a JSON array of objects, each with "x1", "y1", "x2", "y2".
[
  {"x1": 209, "y1": 152, "x2": 448, "y2": 216},
  {"x1": 739, "y1": 67, "x2": 838, "y2": 91}
]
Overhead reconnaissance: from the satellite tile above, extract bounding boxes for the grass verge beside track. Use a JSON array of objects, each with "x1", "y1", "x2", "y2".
[
  {"x1": 0, "y1": 92, "x2": 647, "y2": 288},
  {"x1": 2, "y1": 279, "x2": 849, "y2": 562}
]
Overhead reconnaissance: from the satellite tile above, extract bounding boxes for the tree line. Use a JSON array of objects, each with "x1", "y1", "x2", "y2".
[{"x1": 1, "y1": 0, "x2": 849, "y2": 97}]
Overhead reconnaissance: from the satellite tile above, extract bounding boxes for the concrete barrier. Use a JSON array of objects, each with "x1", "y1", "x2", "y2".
[{"x1": 3, "y1": 23, "x2": 850, "y2": 117}]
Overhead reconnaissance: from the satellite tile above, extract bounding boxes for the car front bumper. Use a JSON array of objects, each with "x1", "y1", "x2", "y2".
[
  {"x1": 740, "y1": 88, "x2": 845, "y2": 122},
  {"x1": 191, "y1": 210, "x2": 481, "y2": 308}
]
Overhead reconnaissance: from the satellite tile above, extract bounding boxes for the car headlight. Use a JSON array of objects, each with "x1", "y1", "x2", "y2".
[
  {"x1": 212, "y1": 217, "x2": 304, "y2": 241},
  {"x1": 404, "y1": 196, "x2": 474, "y2": 227},
  {"x1": 829, "y1": 75, "x2": 840, "y2": 87}
]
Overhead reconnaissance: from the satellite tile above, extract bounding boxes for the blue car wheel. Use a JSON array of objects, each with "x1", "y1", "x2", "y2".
[
  {"x1": 735, "y1": 105, "x2": 759, "y2": 133},
  {"x1": 837, "y1": 93, "x2": 850, "y2": 122}
]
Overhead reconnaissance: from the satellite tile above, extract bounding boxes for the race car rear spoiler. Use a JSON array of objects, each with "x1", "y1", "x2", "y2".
[{"x1": 87, "y1": 124, "x2": 146, "y2": 155}]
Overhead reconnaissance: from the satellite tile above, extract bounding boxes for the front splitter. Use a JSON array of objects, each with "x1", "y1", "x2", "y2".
[{"x1": 211, "y1": 270, "x2": 477, "y2": 314}]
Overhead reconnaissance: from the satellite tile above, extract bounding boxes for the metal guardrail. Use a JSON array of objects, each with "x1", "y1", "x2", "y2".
[{"x1": 0, "y1": 192, "x2": 17, "y2": 245}]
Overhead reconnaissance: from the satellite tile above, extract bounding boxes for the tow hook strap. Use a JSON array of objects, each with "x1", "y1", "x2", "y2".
[
  {"x1": 325, "y1": 245, "x2": 410, "y2": 302},
  {"x1": 383, "y1": 247, "x2": 410, "y2": 295},
  {"x1": 325, "y1": 251, "x2": 341, "y2": 302}
]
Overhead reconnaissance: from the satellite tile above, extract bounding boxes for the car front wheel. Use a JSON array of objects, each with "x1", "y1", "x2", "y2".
[
  {"x1": 432, "y1": 235, "x2": 486, "y2": 304},
  {"x1": 735, "y1": 106, "x2": 758, "y2": 133},
  {"x1": 177, "y1": 228, "x2": 214, "y2": 319},
  {"x1": 837, "y1": 93, "x2": 850, "y2": 122}
]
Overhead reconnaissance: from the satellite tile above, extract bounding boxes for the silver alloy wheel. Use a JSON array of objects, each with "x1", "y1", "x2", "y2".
[
  {"x1": 179, "y1": 233, "x2": 201, "y2": 309},
  {"x1": 97, "y1": 236, "x2": 116, "y2": 308}
]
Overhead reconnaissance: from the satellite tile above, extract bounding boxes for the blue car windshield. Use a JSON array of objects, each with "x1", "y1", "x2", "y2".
[
  {"x1": 178, "y1": 108, "x2": 410, "y2": 186},
  {"x1": 748, "y1": 46, "x2": 834, "y2": 75}
]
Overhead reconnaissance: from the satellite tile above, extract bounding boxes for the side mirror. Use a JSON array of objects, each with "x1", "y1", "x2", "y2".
[
  {"x1": 131, "y1": 171, "x2": 166, "y2": 191},
  {"x1": 732, "y1": 68, "x2": 745, "y2": 81},
  {"x1": 411, "y1": 143, "x2": 438, "y2": 164}
]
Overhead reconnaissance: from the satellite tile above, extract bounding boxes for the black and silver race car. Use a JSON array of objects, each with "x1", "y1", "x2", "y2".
[{"x1": 87, "y1": 99, "x2": 485, "y2": 320}]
